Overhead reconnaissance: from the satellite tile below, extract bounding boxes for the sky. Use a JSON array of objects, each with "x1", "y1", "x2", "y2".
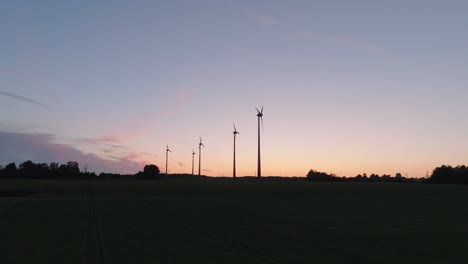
[{"x1": 1, "y1": 0, "x2": 468, "y2": 177}]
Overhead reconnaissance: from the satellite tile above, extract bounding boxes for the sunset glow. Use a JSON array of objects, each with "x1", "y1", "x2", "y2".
[{"x1": 1, "y1": 1, "x2": 468, "y2": 177}]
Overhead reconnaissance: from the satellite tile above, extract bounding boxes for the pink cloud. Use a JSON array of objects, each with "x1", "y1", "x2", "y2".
[
  {"x1": 0, "y1": 131, "x2": 150, "y2": 174},
  {"x1": 94, "y1": 86, "x2": 196, "y2": 147}
]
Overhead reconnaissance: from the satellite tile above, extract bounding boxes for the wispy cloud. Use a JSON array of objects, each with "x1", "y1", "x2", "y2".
[
  {"x1": 245, "y1": 10, "x2": 281, "y2": 26},
  {"x1": 0, "y1": 90, "x2": 47, "y2": 107},
  {"x1": 297, "y1": 31, "x2": 384, "y2": 53},
  {"x1": 106, "y1": 155, "x2": 121, "y2": 160},
  {"x1": 121, "y1": 153, "x2": 141, "y2": 160},
  {"x1": 105, "y1": 144, "x2": 131, "y2": 150},
  {"x1": 178, "y1": 162, "x2": 185, "y2": 167},
  {"x1": 76, "y1": 137, "x2": 120, "y2": 145},
  {"x1": 244, "y1": 9, "x2": 382, "y2": 53},
  {"x1": 257, "y1": 15, "x2": 280, "y2": 26}
]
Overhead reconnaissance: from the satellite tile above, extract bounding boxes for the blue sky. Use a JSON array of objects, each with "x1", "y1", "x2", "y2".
[{"x1": 1, "y1": 0, "x2": 468, "y2": 177}]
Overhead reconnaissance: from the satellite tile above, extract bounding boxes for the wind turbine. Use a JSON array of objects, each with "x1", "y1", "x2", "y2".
[
  {"x1": 233, "y1": 123, "x2": 239, "y2": 178},
  {"x1": 198, "y1": 137, "x2": 205, "y2": 176},
  {"x1": 255, "y1": 106, "x2": 264, "y2": 178},
  {"x1": 165, "y1": 144, "x2": 171, "y2": 176},
  {"x1": 192, "y1": 149, "x2": 196, "y2": 177}
]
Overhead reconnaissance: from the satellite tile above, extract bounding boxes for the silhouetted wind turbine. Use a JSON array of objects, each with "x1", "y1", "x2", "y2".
[
  {"x1": 256, "y1": 106, "x2": 264, "y2": 178},
  {"x1": 198, "y1": 137, "x2": 205, "y2": 176},
  {"x1": 165, "y1": 144, "x2": 171, "y2": 176},
  {"x1": 192, "y1": 149, "x2": 196, "y2": 177},
  {"x1": 233, "y1": 123, "x2": 239, "y2": 178}
]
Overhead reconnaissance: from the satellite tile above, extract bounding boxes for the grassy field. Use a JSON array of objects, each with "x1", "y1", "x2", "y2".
[{"x1": 0, "y1": 179, "x2": 467, "y2": 264}]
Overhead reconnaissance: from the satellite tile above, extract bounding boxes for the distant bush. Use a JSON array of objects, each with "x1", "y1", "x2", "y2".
[
  {"x1": 306, "y1": 169, "x2": 338, "y2": 182},
  {"x1": 135, "y1": 164, "x2": 160, "y2": 180}
]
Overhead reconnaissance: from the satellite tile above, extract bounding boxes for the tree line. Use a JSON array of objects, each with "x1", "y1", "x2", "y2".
[
  {"x1": 1, "y1": 160, "x2": 467, "y2": 184},
  {"x1": 0, "y1": 160, "x2": 161, "y2": 180},
  {"x1": 305, "y1": 169, "x2": 418, "y2": 183},
  {"x1": 306, "y1": 165, "x2": 468, "y2": 184}
]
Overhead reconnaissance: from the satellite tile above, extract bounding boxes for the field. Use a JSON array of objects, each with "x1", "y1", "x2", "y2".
[{"x1": 0, "y1": 179, "x2": 467, "y2": 264}]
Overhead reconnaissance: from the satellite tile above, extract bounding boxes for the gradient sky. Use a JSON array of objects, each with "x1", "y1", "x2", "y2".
[{"x1": 1, "y1": 0, "x2": 468, "y2": 177}]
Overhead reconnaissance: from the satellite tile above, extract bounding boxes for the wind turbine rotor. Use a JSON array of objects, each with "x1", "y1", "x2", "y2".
[
  {"x1": 233, "y1": 122, "x2": 239, "y2": 134},
  {"x1": 255, "y1": 107, "x2": 262, "y2": 117},
  {"x1": 256, "y1": 106, "x2": 264, "y2": 130}
]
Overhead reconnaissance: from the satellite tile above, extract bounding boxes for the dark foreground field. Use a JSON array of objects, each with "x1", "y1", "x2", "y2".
[{"x1": 0, "y1": 179, "x2": 467, "y2": 264}]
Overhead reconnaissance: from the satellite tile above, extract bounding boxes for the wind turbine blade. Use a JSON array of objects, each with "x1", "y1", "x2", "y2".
[
  {"x1": 261, "y1": 106, "x2": 264, "y2": 114},
  {"x1": 261, "y1": 116, "x2": 264, "y2": 131},
  {"x1": 233, "y1": 122, "x2": 236, "y2": 131},
  {"x1": 255, "y1": 107, "x2": 260, "y2": 114}
]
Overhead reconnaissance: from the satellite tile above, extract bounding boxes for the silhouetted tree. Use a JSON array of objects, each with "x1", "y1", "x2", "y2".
[
  {"x1": 49, "y1": 162, "x2": 59, "y2": 178},
  {"x1": 370, "y1": 174, "x2": 380, "y2": 182},
  {"x1": 19, "y1": 160, "x2": 41, "y2": 178},
  {"x1": 57, "y1": 161, "x2": 80, "y2": 178},
  {"x1": 4, "y1": 163, "x2": 17, "y2": 178},
  {"x1": 66, "y1": 161, "x2": 80, "y2": 174},
  {"x1": 14, "y1": 161, "x2": 57, "y2": 178},
  {"x1": 50, "y1": 162, "x2": 59, "y2": 171},
  {"x1": 142, "y1": 164, "x2": 160, "y2": 180}
]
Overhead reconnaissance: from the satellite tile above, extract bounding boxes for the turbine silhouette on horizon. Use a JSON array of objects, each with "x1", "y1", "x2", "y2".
[
  {"x1": 192, "y1": 149, "x2": 196, "y2": 177},
  {"x1": 256, "y1": 106, "x2": 264, "y2": 178},
  {"x1": 233, "y1": 123, "x2": 239, "y2": 179},
  {"x1": 165, "y1": 144, "x2": 172, "y2": 176},
  {"x1": 198, "y1": 137, "x2": 205, "y2": 176}
]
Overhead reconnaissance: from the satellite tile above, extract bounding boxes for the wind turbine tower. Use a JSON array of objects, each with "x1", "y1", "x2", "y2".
[
  {"x1": 192, "y1": 149, "x2": 196, "y2": 177},
  {"x1": 165, "y1": 145, "x2": 171, "y2": 176},
  {"x1": 198, "y1": 138, "x2": 205, "y2": 176},
  {"x1": 256, "y1": 107, "x2": 264, "y2": 178},
  {"x1": 233, "y1": 123, "x2": 239, "y2": 178}
]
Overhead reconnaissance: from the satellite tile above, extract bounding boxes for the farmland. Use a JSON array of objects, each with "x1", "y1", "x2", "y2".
[{"x1": 0, "y1": 179, "x2": 467, "y2": 264}]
